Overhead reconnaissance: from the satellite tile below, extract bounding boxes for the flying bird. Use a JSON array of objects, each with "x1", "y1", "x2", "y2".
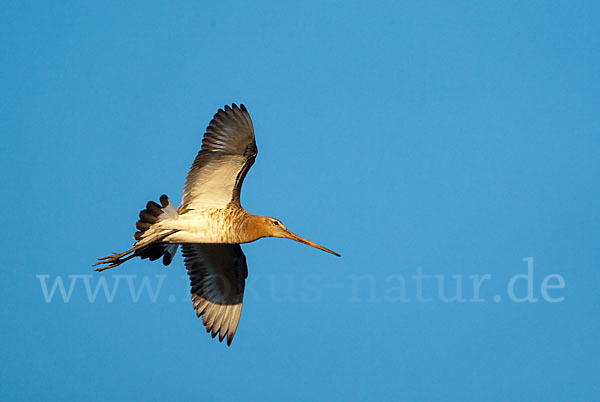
[{"x1": 94, "y1": 103, "x2": 340, "y2": 346}]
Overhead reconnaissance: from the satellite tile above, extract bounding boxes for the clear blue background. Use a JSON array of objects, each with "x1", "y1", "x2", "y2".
[{"x1": 1, "y1": 1, "x2": 598, "y2": 401}]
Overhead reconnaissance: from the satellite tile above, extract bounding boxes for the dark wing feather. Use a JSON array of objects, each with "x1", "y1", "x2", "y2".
[
  {"x1": 180, "y1": 104, "x2": 257, "y2": 211},
  {"x1": 182, "y1": 243, "x2": 248, "y2": 346}
]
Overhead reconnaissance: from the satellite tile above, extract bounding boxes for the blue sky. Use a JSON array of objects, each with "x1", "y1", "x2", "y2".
[{"x1": 1, "y1": 1, "x2": 599, "y2": 401}]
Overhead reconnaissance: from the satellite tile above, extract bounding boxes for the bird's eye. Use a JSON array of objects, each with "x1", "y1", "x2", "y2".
[{"x1": 273, "y1": 221, "x2": 279, "y2": 226}]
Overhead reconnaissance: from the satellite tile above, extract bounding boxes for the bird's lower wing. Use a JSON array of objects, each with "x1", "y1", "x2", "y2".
[{"x1": 181, "y1": 243, "x2": 248, "y2": 346}]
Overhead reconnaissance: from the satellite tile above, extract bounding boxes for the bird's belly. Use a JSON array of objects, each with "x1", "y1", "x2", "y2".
[
  {"x1": 163, "y1": 231, "x2": 222, "y2": 243},
  {"x1": 159, "y1": 209, "x2": 240, "y2": 244}
]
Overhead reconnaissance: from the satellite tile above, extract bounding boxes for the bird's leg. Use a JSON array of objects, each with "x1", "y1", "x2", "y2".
[
  {"x1": 93, "y1": 248, "x2": 136, "y2": 272},
  {"x1": 94, "y1": 262, "x2": 120, "y2": 272}
]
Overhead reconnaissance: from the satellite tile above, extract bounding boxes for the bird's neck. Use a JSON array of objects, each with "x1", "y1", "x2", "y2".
[{"x1": 239, "y1": 212, "x2": 268, "y2": 243}]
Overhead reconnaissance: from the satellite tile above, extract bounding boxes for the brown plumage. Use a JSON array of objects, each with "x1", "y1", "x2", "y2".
[{"x1": 94, "y1": 103, "x2": 339, "y2": 346}]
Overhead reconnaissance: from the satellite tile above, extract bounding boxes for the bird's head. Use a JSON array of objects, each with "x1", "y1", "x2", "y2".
[{"x1": 255, "y1": 216, "x2": 340, "y2": 257}]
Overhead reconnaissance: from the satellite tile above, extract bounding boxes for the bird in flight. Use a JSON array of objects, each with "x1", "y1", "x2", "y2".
[{"x1": 94, "y1": 103, "x2": 340, "y2": 346}]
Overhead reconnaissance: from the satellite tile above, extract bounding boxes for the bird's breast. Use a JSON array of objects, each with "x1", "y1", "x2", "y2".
[{"x1": 166, "y1": 207, "x2": 249, "y2": 244}]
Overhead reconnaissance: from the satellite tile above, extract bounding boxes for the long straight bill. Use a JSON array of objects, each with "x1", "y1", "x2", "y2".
[{"x1": 285, "y1": 230, "x2": 341, "y2": 257}]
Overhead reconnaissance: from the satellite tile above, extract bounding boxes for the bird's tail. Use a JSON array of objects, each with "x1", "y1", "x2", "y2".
[{"x1": 94, "y1": 194, "x2": 180, "y2": 272}]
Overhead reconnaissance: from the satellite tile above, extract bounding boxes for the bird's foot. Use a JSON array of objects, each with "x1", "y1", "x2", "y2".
[{"x1": 93, "y1": 251, "x2": 131, "y2": 271}]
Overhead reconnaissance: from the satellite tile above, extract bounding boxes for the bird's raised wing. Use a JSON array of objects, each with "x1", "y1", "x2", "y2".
[
  {"x1": 180, "y1": 104, "x2": 257, "y2": 211},
  {"x1": 181, "y1": 243, "x2": 247, "y2": 346}
]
